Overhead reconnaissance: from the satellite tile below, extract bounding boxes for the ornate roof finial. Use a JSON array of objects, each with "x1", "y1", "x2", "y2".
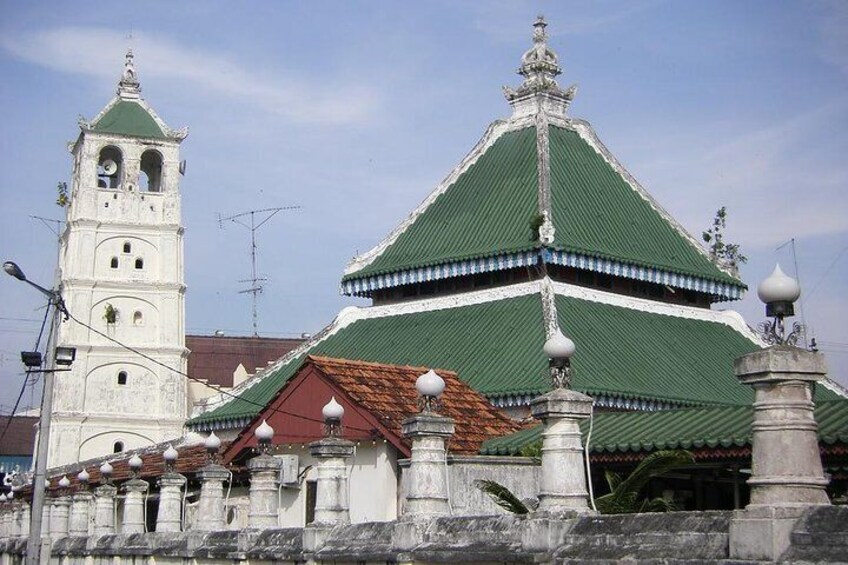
[
  {"x1": 503, "y1": 16, "x2": 577, "y2": 114},
  {"x1": 117, "y1": 49, "x2": 142, "y2": 99}
]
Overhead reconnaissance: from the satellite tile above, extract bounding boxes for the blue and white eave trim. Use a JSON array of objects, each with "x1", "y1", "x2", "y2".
[
  {"x1": 546, "y1": 250, "x2": 744, "y2": 300},
  {"x1": 342, "y1": 251, "x2": 540, "y2": 296},
  {"x1": 342, "y1": 249, "x2": 745, "y2": 301},
  {"x1": 492, "y1": 392, "x2": 682, "y2": 412}
]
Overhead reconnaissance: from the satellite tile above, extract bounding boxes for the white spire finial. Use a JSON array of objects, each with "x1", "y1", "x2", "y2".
[{"x1": 118, "y1": 49, "x2": 142, "y2": 99}]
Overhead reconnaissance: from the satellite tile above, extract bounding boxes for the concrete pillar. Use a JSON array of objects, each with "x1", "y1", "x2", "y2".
[
  {"x1": 530, "y1": 388, "x2": 594, "y2": 513},
  {"x1": 401, "y1": 413, "x2": 455, "y2": 518},
  {"x1": 194, "y1": 464, "x2": 229, "y2": 531},
  {"x1": 121, "y1": 479, "x2": 148, "y2": 534},
  {"x1": 730, "y1": 346, "x2": 830, "y2": 562},
  {"x1": 41, "y1": 500, "x2": 51, "y2": 539},
  {"x1": 155, "y1": 473, "x2": 186, "y2": 532},
  {"x1": 69, "y1": 492, "x2": 93, "y2": 536},
  {"x1": 93, "y1": 485, "x2": 116, "y2": 535},
  {"x1": 49, "y1": 497, "x2": 70, "y2": 538},
  {"x1": 18, "y1": 503, "x2": 30, "y2": 539},
  {"x1": 247, "y1": 454, "x2": 281, "y2": 528},
  {"x1": 736, "y1": 346, "x2": 830, "y2": 507},
  {"x1": 309, "y1": 438, "x2": 355, "y2": 525}
]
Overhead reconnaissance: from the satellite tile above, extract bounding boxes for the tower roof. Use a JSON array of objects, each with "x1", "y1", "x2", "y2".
[
  {"x1": 342, "y1": 18, "x2": 744, "y2": 301},
  {"x1": 80, "y1": 50, "x2": 187, "y2": 142}
]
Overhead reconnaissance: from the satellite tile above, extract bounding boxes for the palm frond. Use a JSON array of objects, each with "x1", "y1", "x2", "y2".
[{"x1": 474, "y1": 479, "x2": 530, "y2": 515}]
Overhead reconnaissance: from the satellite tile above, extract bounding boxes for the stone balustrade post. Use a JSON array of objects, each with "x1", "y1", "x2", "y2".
[
  {"x1": 247, "y1": 454, "x2": 281, "y2": 528},
  {"x1": 49, "y1": 496, "x2": 71, "y2": 538},
  {"x1": 93, "y1": 484, "x2": 117, "y2": 535},
  {"x1": 401, "y1": 413, "x2": 455, "y2": 518},
  {"x1": 530, "y1": 388, "x2": 594, "y2": 513},
  {"x1": 19, "y1": 503, "x2": 30, "y2": 539},
  {"x1": 194, "y1": 464, "x2": 229, "y2": 531},
  {"x1": 11, "y1": 503, "x2": 22, "y2": 538},
  {"x1": 730, "y1": 346, "x2": 830, "y2": 562},
  {"x1": 155, "y1": 473, "x2": 186, "y2": 532},
  {"x1": 41, "y1": 500, "x2": 52, "y2": 539},
  {"x1": 308, "y1": 438, "x2": 354, "y2": 525},
  {"x1": 69, "y1": 492, "x2": 93, "y2": 536},
  {"x1": 121, "y1": 479, "x2": 148, "y2": 534},
  {"x1": 0, "y1": 506, "x2": 8, "y2": 538}
]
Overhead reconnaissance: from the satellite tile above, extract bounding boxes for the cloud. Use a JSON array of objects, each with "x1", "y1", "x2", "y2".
[{"x1": 0, "y1": 27, "x2": 380, "y2": 126}]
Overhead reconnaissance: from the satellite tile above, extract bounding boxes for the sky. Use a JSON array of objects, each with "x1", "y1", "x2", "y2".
[{"x1": 1, "y1": 0, "x2": 846, "y2": 413}]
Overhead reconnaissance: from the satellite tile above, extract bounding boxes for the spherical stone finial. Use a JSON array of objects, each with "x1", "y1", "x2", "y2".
[
  {"x1": 100, "y1": 461, "x2": 113, "y2": 476},
  {"x1": 322, "y1": 397, "x2": 345, "y2": 421},
  {"x1": 543, "y1": 328, "x2": 576, "y2": 360},
  {"x1": 0, "y1": 494, "x2": 6, "y2": 502},
  {"x1": 77, "y1": 469, "x2": 90, "y2": 483},
  {"x1": 163, "y1": 444, "x2": 179, "y2": 462},
  {"x1": 757, "y1": 263, "x2": 801, "y2": 305},
  {"x1": 205, "y1": 431, "x2": 221, "y2": 451},
  {"x1": 5, "y1": 490, "x2": 12, "y2": 500},
  {"x1": 255, "y1": 419, "x2": 275, "y2": 442},
  {"x1": 128, "y1": 454, "x2": 143, "y2": 470},
  {"x1": 58, "y1": 475, "x2": 71, "y2": 488},
  {"x1": 416, "y1": 369, "x2": 446, "y2": 399}
]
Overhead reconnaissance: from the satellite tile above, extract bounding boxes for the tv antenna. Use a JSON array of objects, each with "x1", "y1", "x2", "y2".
[{"x1": 218, "y1": 206, "x2": 301, "y2": 336}]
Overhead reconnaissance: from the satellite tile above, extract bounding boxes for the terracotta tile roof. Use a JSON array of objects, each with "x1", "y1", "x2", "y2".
[
  {"x1": 307, "y1": 355, "x2": 522, "y2": 455},
  {"x1": 0, "y1": 416, "x2": 38, "y2": 456},
  {"x1": 187, "y1": 334, "x2": 304, "y2": 387}
]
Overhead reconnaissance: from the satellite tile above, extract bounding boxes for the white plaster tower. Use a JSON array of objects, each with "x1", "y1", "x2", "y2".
[{"x1": 48, "y1": 51, "x2": 189, "y2": 467}]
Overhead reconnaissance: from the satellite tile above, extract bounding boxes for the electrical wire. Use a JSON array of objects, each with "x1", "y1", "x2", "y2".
[
  {"x1": 62, "y1": 310, "x2": 376, "y2": 434},
  {"x1": 0, "y1": 302, "x2": 52, "y2": 445}
]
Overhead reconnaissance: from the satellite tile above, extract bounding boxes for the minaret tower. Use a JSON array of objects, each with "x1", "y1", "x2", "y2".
[{"x1": 49, "y1": 51, "x2": 189, "y2": 467}]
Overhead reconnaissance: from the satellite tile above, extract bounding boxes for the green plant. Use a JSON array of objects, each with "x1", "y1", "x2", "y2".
[
  {"x1": 103, "y1": 303, "x2": 118, "y2": 324},
  {"x1": 475, "y1": 448, "x2": 695, "y2": 515},
  {"x1": 594, "y1": 450, "x2": 694, "y2": 514},
  {"x1": 474, "y1": 479, "x2": 531, "y2": 514},
  {"x1": 702, "y1": 207, "x2": 747, "y2": 270},
  {"x1": 56, "y1": 182, "x2": 70, "y2": 207}
]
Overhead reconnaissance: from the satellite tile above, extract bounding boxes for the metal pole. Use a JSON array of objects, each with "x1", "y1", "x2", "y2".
[{"x1": 26, "y1": 306, "x2": 59, "y2": 565}]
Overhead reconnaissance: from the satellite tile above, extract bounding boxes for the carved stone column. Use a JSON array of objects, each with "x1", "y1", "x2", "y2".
[
  {"x1": 194, "y1": 464, "x2": 229, "y2": 531},
  {"x1": 247, "y1": 454, "x2": 281, "y2": 528},
  {"x1": 530, "y1": 387, "x2": 594, "y2": 513},
  {"x1": 49, "y1": 496, "x2": 71, "y2": 538},
  {"x1": 401, "y1": 413, "x2": 455, "y2": 518},
  {"x1": 309, "y1": 438, "x2": 355, "y2": 525},
  {"x1": 93, "y1": 484, "x2": 117, "y2": 535},
  {"x1": 69, "y1": 492, "x2": 93, "y2": 536},
  {"x1": 730, "y1": 346, "x2": 830, "y2": 562},
  {"x1": 155, "y1": 473, "x2": 186, "y2": 532},
  {"x1": 121, "y1": 479, "x2": 148, "y2": 534}
]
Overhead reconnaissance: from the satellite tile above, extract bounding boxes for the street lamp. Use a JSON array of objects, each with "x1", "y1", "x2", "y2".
[
  {"x1": 544, "y1": 327, "x2": 576, "y2": 389},
  {"x1": 3, "y1": 260, "x2": 74, "y2": 565},
  {"x1": 757, "y1": 264, "x2": 804, "y2": 346}
]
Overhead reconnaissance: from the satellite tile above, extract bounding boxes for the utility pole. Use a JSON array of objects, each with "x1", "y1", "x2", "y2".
[
  {"x1": 218, "y1": 206, "x2": 300, "y2": 336},
  {"x1": 2, "y1": 261, "x2": 75, "y2": 565}
]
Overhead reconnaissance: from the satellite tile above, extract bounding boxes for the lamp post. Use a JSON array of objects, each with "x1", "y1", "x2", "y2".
[{"x1": 3, "y1": 260, "x2": 74, "y2": 565}]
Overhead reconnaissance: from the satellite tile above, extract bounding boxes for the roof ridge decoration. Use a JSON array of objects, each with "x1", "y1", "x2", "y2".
[
  {"x1": 77, "y1": 51, "x2": 189, "y2": 142},
  {"x1": 118, "y1": 49, "x2": 142, "y2": 99},
  {"x1": 503, "y1": 16, "x2": 578, "y2": 119}
]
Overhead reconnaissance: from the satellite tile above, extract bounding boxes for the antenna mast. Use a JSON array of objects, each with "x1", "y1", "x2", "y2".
[{"x1": 218, "y1": 206, "x2": 300, "y2": 336}]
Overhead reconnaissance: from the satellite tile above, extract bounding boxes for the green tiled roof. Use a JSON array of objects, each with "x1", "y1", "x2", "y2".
[
  {"x1": 343, "y1": 122, "x2": 743, "y2": 294},
  {"x1": 92, "y1": 100, "x2": 167, "y2": 139},
  {"x1": 345, "y1": 127, "x2": 539, "y2": 280},
  {"x1": 481, "y1": 399, "x2": 848, "y2": 456},
  {"x1": 191, "y1": 288, "x2": 766, "y2": 427},
  {"x1": 549, "y1": 126, "x2": 737, "y2": 286}
]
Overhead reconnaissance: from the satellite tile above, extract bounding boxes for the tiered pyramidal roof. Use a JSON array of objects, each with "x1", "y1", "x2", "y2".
[
  {"x1": 189, "y1": 18, "x2": 845, "y2": 432},
  {"x1": 342, "y1": 16, "x2": 744, "y2": 302}
]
